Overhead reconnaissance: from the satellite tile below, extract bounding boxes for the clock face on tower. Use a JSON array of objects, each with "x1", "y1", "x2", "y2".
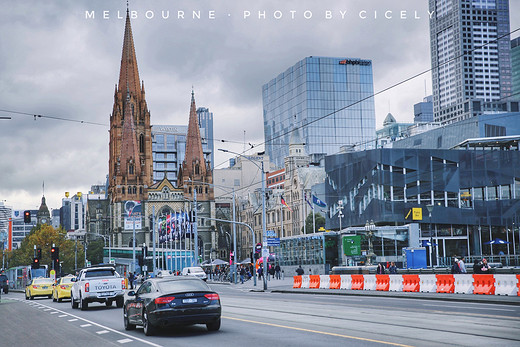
[{"x1": 41, "y1": 218, "x2": 47, "y2": 224}]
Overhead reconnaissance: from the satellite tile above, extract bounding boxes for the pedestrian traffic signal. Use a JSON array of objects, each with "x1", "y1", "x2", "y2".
[
  {"x1": 51, "y1": 246, "x2": 59, "y2": 260},
  {"x1": 37, "y1": 248, "x2": 42, "y2": 259},
  {"x1": 32, "y1": 257, "x2": 40, "y2": 269},
  {"x1": 52, "y1": 258, "x2": 59, "y2": 271},
  {"x1": 24, "y1": 210, "x2": 31, "y2": 223}
]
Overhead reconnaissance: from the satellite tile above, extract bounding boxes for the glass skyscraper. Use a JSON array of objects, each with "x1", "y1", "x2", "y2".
[{"x1": 262, "y1": 56, "x2": 376, "y2": 168}]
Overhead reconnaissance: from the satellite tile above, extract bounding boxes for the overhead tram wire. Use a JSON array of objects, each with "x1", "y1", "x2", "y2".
[{"x1": 0, "y1": 109, "x2": 108, "y2": 127}]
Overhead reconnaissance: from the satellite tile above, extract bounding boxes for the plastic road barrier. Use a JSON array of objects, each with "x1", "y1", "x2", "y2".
[
  {"x1": 494, "y1": 275, "x2": 518, "y2": 296},
  {"x1": 329, "y1": 275, "x2": 341, "y2": 289},
  {"x1": 351, "y1": 275, "x2": 364, "y2": 290},
  {"x1": 340, "y1": 275, "x2": 352, "y2": 290},
  {"x1": 402, "y1": 274, "x2": 420, "y2": 292},
  {"x1": 301, "y1": 275, "x2": 310, "y2": 289},
  {"x1": 454, "y1": 274, "x2": 474, "y2": 294},
  {"x1": 419, "y1": 274, "x2": 437, "y2": 293},
  {"x1": 389, "y1": 275, "x2": 403, "y2": 291},
  {"x1": 309, "y1": 275, "x2": 321, "y2": 289},
  {"x1": 363, "y1": 275, "x2": 377, "y2": 291},
  {"x1": 375, "y1": 274, "x2": 390, "y2": 291},
  {"x1": 436, "y1": 274, "x2": 455, "y2": 294},
  {"x1": 293, "y1": 276, "x2": 302, "y2": 288},
  {"x1": 319, "y1": 275, "x2": 330, "y2": 289},
  {"x1": 517, "y1": 275, "x2": 520, "y2": 296},
  {"x1": 473, "y1": 274, "x2": 495, "y2": 295}
]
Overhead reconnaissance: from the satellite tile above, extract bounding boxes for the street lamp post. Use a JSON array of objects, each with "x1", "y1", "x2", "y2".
[
  {"x1": 426, "y1": 204, "x2": 435, "y2": 267},
  {"x1": 219, "y1": 148, "x2": 268, "y2": 290},
  {"x1": 338, "y1": 200, "x2": 344, "y2": 231},
  {"x1": 365, "y1": 220, "x2": 376, "y2": 265}
]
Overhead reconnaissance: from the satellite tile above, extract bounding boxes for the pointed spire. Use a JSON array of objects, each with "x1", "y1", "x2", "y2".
[
  {"x1": 118, "y1": 8, "x2": 141, "y2": 98},
  {"x1": 120, "y1": 93, "x2": 141, "y2": 176},
  {"x1": 183, "y1": 90, "x2": 206, "y2": 177}
]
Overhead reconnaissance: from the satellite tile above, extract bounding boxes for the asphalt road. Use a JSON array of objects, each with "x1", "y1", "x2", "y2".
[{"x1": 1, "y1": 284, "x2": 519, "y2": 347}]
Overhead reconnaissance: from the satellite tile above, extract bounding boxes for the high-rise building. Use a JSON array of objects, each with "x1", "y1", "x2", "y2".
[
  {"x1": 512, "y1": 37, "x2": 520, "y2": 99},
  {"x1": 196, "y1": 107, "x2": 215, "y2": 169},
  {"x1": 108, "y1": 9, "x2": 153, "y2": 204},
  {"x1": 429, "y1": 0, "x2": 512, "y2": 124},
  {"x1": 414, "y1": 95, "x2": 434, "y2": 123},
  {"x1": 262, "y1": 56, "x2": 376, "y2": 168},
  {"x1": 11, "y1": 209, "x2": 37, "y2": 250}
]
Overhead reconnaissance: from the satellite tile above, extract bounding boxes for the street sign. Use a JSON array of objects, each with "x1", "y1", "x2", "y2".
[
  {"x1": 343, "y1": 235, "x2": 361, "y2": 256},
  {"x1": 412, "y1": 207, "x2": 422, "y2": 220},
  {"x1": 50, "y1": 269, "x2": 56, "y2": 282},
  {"x1": 87, "y1": 261, "x2": 91, "y2": 267},
  {"x1": 142, "y1": 265, "x2": 148, "y2": 272},
  {"x1": 255, "y1": 243, "x2": 262, "y2": 253},
  {"x1": 110, "y1": 258, "x2": 115, "y2": 265},
  {"x1": 266, "y1": 230, "x2": 276, "y2": 237},
  {"x1": 266, "y1": 238, "x2": 280, "y2": 246},
  {"x1": 261, "y1": 248, "x2": 269, "y2": 258}
]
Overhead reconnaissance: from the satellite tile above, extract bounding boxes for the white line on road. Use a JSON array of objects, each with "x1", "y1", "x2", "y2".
[
  {"x1": 59, "y1": 314, "x2": 68, "y2": 317},
  {"x1": 80, "y1": 324, "x2": 92, "y2": 327},
  {"x1": 96, "y1": 330, "x2": 109, "y2": 335},
  {"x1": 68, "y1": 318, "x2": 78, "y2": 322},
  {"x1": 118, "y1": 338, "x2": 133, "y2": 344},
  {"x1": 44, "y1": 308, "x2": 52, "y2": 311},
  {"x1": 422, "y1": 303, "x2": 516, "y2": 311},
  {"x1": 50, "y1": 311, "x2": 59, "y2": 314}
]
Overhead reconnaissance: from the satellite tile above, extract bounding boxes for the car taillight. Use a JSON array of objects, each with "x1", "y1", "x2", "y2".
[
  {"x1": 60, "y1": 285, "x2": 68, "y2": 290},
  {"x1": 85, "y1": 282, "x2": 89, "y2": 292},
  {"x1": 122, "y1": 279, "x2": 125, "y2": 289},
  {"x1": 155, "y1": 296, "x2": 175, "y2": 304},
  {"x1": 204, "y1": 293, "x2": 219, "y2": 301},
  {"x1": 33, "y1": 285, "x2": 38, "y2": 289}
]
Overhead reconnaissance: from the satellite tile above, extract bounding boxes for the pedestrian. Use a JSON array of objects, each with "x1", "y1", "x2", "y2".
[
  {"x1": 480, "y1": 258, "x2": 491, "y2": 273},
  {"x1": 296, "y1": 265, "x2": 304, "y2": 276},
  {"x1": 269, "y1": 264, "x2": 275, "y2": 280},
  {"x1": 258, "y1": 264, "x2": 264, "y2": 280},
  {"x1": 388, "y1": 261, "x2": 397, "y2": 274},
  {"x1": 132, "y1": 272, "x2": 137, "y2": 289},
  {"x1": 275, "y1": 264, "x2": 281, "y2": 280},
  {"x1": 473, "y1": 259, "x2": 481, "y2": 274},
  {"x1": 451, "y1": 258, "x2": 461, "y2": 274},
  {"x1": 240, "y1": 266, "x2": 246, "y2": 284},
  {"x1": 376, "y1": 263, "x2": 385, "y2": 274},
  {"x1": 129, "y1": 272, "x2": 134, "y2": 290},
  {"x1": 458, "y1": 257, "x2": 467, "y2": 273}
]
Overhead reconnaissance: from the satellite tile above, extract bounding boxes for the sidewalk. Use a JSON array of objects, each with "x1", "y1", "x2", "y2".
[{"x1": 210, "y1": 276, "x2": 520, "y2": 306}]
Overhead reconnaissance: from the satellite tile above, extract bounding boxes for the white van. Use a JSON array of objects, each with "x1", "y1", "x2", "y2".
[{"x1": 181, "y1": 266, "x2": 207, "y2": 281}]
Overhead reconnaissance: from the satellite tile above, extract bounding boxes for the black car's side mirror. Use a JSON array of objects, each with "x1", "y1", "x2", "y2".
[{"x1": 127, "y1": 291, "x2": 136, "y2": 296}]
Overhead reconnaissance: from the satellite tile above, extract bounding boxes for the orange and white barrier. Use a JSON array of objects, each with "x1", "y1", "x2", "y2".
[
  {"x1": 389, "y1": 275, "x2": 403, "y2": 291},
  {"x1": 319, "y1": 275, "x2": 330, "y2": 289},
  {"x1": 375, "y1": 274, "x2": 390, "y2": 291},
  {"x1": 301, "y1": 275, "x2": 310, "y2": 288},
  {"x1": 309, "y1": 275, "x2": 321, "y2": 289},
  {"x1": 454, "y1": 274, "x2": 474, "y2": 294},
  {"x1": 517, "y1": 275, "x2": 520, "y2": 296},
  {"x1": 329, "y1": 275, "x2": 341, "y2": 289},
  {"x1": 436, "y1": 274, "x2": 455, "y2": 294},
  {"x1": 494, "y1": 275, "x2": 518, "y2": 296},
  {"x1": 419, "y1": 274, "x2": 437, "y2": 293},
  {"x1": 293, "y1": 275, "x2": 302, "y2": 288},
  {"x1": 351, "y1": 275, "x2": 364, "y2": 290},
  {"x1": 363, "y1": 274, "x2": 377, "y2": 291},
  {"x1": 402, "y1": 274, "x2": 420, "y2": 292},
  {"x1": 340, "y1": 275, "x2": 352, "y2": 290},
  {"x1": 473, "y1": 274, "x2": 495, "y2": 295}
]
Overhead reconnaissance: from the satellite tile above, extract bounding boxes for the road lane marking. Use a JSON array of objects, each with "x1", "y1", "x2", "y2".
[
  {"x1": 223, "y1": 316, "x2": 413, "y2": 347},
  {"x1": 422, "y1": 304, "x2": 515, "y2": 312},
  {"x1": 68, "y1": 318, "x2": 78, "y2": 322},
  {"x1": 80, "y1": 324, "x2": 92, "y2": 327},
  {"x1": 96, "y1": 330, "x2": 109, "y2": 335},
  {"x1": 118, "y1": 338, "x2": 133, "y2": 344},
  {"x1": 50, "y1": 311, "x2": 59, "y2": 314},
  {"x1": 44, "y1": 308, "x2": 52, "y2": 311},
  {"x1": 23, "y1": 301, "x2": 162, "y2": 347}
]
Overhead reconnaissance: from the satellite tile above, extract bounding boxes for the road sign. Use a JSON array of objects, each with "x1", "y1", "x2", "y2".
[
  {"x1": 87, "y1": 261, "x2": 91, "y2": 267},
  {"x1": 266, "y1": 230, "x2": 276, "y2": 237},
  {"x1": 412, "y1": 207, "x2": 422, "y2": 220},
  {"x1": 110, "y1": 258, "x2": 115, "y2": 265},
  {"x1": 266, "y1": 238, "x2": 280, "y2": 246},
  {"x1": 261, "y1": 248, "x2": 269, "y2": 258},
  {"x1": 343, "y1": 235, "x2": 361, "y2": 256}
]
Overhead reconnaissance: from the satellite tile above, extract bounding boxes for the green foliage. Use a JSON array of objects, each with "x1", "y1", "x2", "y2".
[
  {"x1": 8, "y1": 224, "x2": 84, "y2": 275},
  {"x1": 86, "y1": 239, "x2": 104, "y2": 265},
  {"x1": 303, "y1": 212, "x2": 326, "y2": 234}
]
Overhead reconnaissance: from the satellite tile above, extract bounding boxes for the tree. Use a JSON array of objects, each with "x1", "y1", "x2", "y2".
[
  {"x1": 303, "y1": 212, "x2": 326, "y2": 234},
  {"x1": 86, "y1": 239, "x2": 104, "y2": 265},
  {"x1": 9, "y1": 224, "x2": 84, "y2": 275}
]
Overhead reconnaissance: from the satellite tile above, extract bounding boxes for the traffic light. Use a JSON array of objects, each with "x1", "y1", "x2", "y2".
[
  {"x1": 37, "y1": 248, "x2": 42, "y2": 259},
  {"x1": 32, "y1": 257, "x2": 40, "y2": 269},
  {"x1": 24, "y1": 210, "x2": 31, "y2": 223},
  {"x1": 142, "y1": 245, "x2": 148, "y2": 258},
  {"x1": 138, "y1": 255, "x2": 144, "y2": 267},
  {"x1": 52, "y1": 258, "x2": 59, "y2": 272},
  {"x1": 51, "y1": 246, "x2": 59, "y2": 260}
]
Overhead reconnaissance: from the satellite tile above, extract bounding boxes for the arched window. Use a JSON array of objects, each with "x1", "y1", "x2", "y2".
[
  {"x1": 195, "y1": 164, "x2": 199, "y2": 175},
  {"x1": 122, "y1": 187, "x2": 125, "y2": 195},
  {"x1": 129, "y1": 164, "x2": 134, "y2": 175},
  {"x1": 139, "y1": 134, "x2": 145, "y2": 153},
  {"x1": 133, "y1": 186, "x2": 137, "y2": 194},
  {"x1": 140, "y1": 187, "x2": 143, "y2": 194},
  {"x1": 205, "y1": 187, "x2": 208, "y2": 194},
  {"x1": 189, "y1": 187, "x2": 192, "y2": 194}
]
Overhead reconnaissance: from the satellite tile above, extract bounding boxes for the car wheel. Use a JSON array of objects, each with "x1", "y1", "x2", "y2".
[
  {"x1": 116, "y1": 296, "x2": 124, "y2": 308},
  {"x1": 124, "y1": 308, "x2": 136, "y2": 330},
  {"x1": 48, "y1": 295, "x2": 52, "y2": 299},
  {"x1": 80, "y1": 295, "x2": 88, "y2": 311},
  {"x1": 58, "y1": 297, "x2": 62, "y2": 303},
  {"x1": 25, "y1": 291, "x2": 28, "y2": 300},
  {"x1": 106, "y1": 300, "x2": 113, "y2": 307},
  {"x1": 206, "y1": 318, "x2": 221, "y2": 332},
  {"x1": 143, "y1": 310, "x2": 156, "y2": 336},
  {"x1": 71, "y1": 295, "x2": 78, "y2": 309}
]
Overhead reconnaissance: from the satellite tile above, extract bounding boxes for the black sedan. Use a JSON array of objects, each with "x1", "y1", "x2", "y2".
[{"x1": 123, "y1": 276, "x2": 221, "y2": 335}]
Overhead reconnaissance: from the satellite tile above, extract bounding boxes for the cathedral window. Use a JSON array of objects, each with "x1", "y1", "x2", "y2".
[
  {"x1": 189, "y1": 187, "x2": 192, "y2": 194},
  {"x1": 133, "y1": 186, "x2": 137, "y2": 194},
  {"x1": 122, "y1": 187, "x2": 125, "y2": 195},
  {"x1": 140, "y1": 187, "x2": 143, "y2": 194},
  {"x1": 139, "y1": 134, "x2": 145, "y2": 153},
  {"x1": 129, "y1": 164, "x2": 134, "y2": 175},
  {"x1": 205, "y1": 187, "x2": 208, "y2": 194},
  {"x1": 195, "y1": 164, "x2": 200, "y2": 175}
]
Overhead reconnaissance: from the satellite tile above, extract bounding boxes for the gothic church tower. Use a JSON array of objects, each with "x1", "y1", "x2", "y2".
[{"x1": 108, "y1": 9, "x2": 153, "y2": 203}]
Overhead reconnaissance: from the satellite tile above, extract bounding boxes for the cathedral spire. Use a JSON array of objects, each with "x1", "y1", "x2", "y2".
[
  {"x1": 118, "y1": 9, "x2": 141, "y2": 98},
  {"x1": 184, "y1": 90, "x2": 206, "y2": 176},
  {"x1": 120, "y1": 91, "x2": 141, "y2": 177}
]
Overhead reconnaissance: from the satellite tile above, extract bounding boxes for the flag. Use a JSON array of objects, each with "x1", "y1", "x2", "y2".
[
  {"x1": 305, "y1": 193, "x2": 313, "y2": 210},
  {"x1": 281, "y1": 196, "x2": 292, "y2": 212},
  {"x1": 312, "y1": 195, "x2": 327, "y2": 208}
]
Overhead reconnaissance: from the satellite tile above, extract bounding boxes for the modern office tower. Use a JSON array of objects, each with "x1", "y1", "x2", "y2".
[
  {"x1": 262, "y1": 56, "x2": 376, "y2": 168},
  {"x1": 152, "y1": 122, "x2": 212, "y2": 184},
  {"x1": 11, "y1": 209, "x2": 37, "y2": 250},
  {"x1": 414, "y1": 95, "x2": 434, "y2": 123},
  {"x1": 512, "y1": 37, "x2": 520, "y2": 99},
  {"x1": 197, "y1": 107, "x2": 215, "y2": 169},
  {"x1": 429, "y1": 0, "x2": 512, "y2": 125}
]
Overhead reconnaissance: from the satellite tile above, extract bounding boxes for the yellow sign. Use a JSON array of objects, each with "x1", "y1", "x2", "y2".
[
  {"x1": 65, "y1": 192, "x2": 69, "y2": 197},
  {"x1": 412, "y1": 208, "x2": 422, "y2": 220}
]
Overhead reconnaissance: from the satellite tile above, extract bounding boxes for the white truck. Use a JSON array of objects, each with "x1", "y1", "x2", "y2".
[{"x1": 70, "y1": 266, "x2": 125, "y2": 311}]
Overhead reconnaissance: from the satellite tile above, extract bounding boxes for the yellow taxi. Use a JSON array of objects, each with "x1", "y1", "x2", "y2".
[
  {"x1": 52, "y1": 275, "x2": 75, "y2": 302},
  {"x1": 25, "y1": 277, "x2": 54, "y2": 300}
]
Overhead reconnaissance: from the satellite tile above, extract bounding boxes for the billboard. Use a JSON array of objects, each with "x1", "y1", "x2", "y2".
[
  {"x1": 157, "y1": 211, "x2": 191, "y2": 244},
  {"x1": 343, "y1": 235, "x2": 361, "y2": 256},
  {"x1": 124, "y1": 200, "x2": 142, "y2": 230}
]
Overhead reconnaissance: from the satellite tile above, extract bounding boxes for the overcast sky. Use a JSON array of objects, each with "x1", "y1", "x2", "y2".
[{"x1": 1, "y1": 0, "x2": 518, "y2": 212}]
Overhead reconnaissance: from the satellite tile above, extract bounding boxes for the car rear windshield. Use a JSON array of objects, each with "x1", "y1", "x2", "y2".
[
  {"x1": 33, "y1": 278, "x2": 54, "y2": 284},
  {"x1": 157, "y1": 280, "x2": 210, "y2": 293},
  {"x1": 60, "y1": 277, "x2": 74, "y2": 284},
  {"x1": 187, "y1": 267, "x2": 204, "y2": 273},
  {"x1": 84, "y1": 269, "x2": 117, "y2": 278}
]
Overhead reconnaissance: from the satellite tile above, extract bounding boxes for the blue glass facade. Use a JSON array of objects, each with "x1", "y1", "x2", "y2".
[{"x1": 263, "y1": 57, "x2": 376, "y2": 168}]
